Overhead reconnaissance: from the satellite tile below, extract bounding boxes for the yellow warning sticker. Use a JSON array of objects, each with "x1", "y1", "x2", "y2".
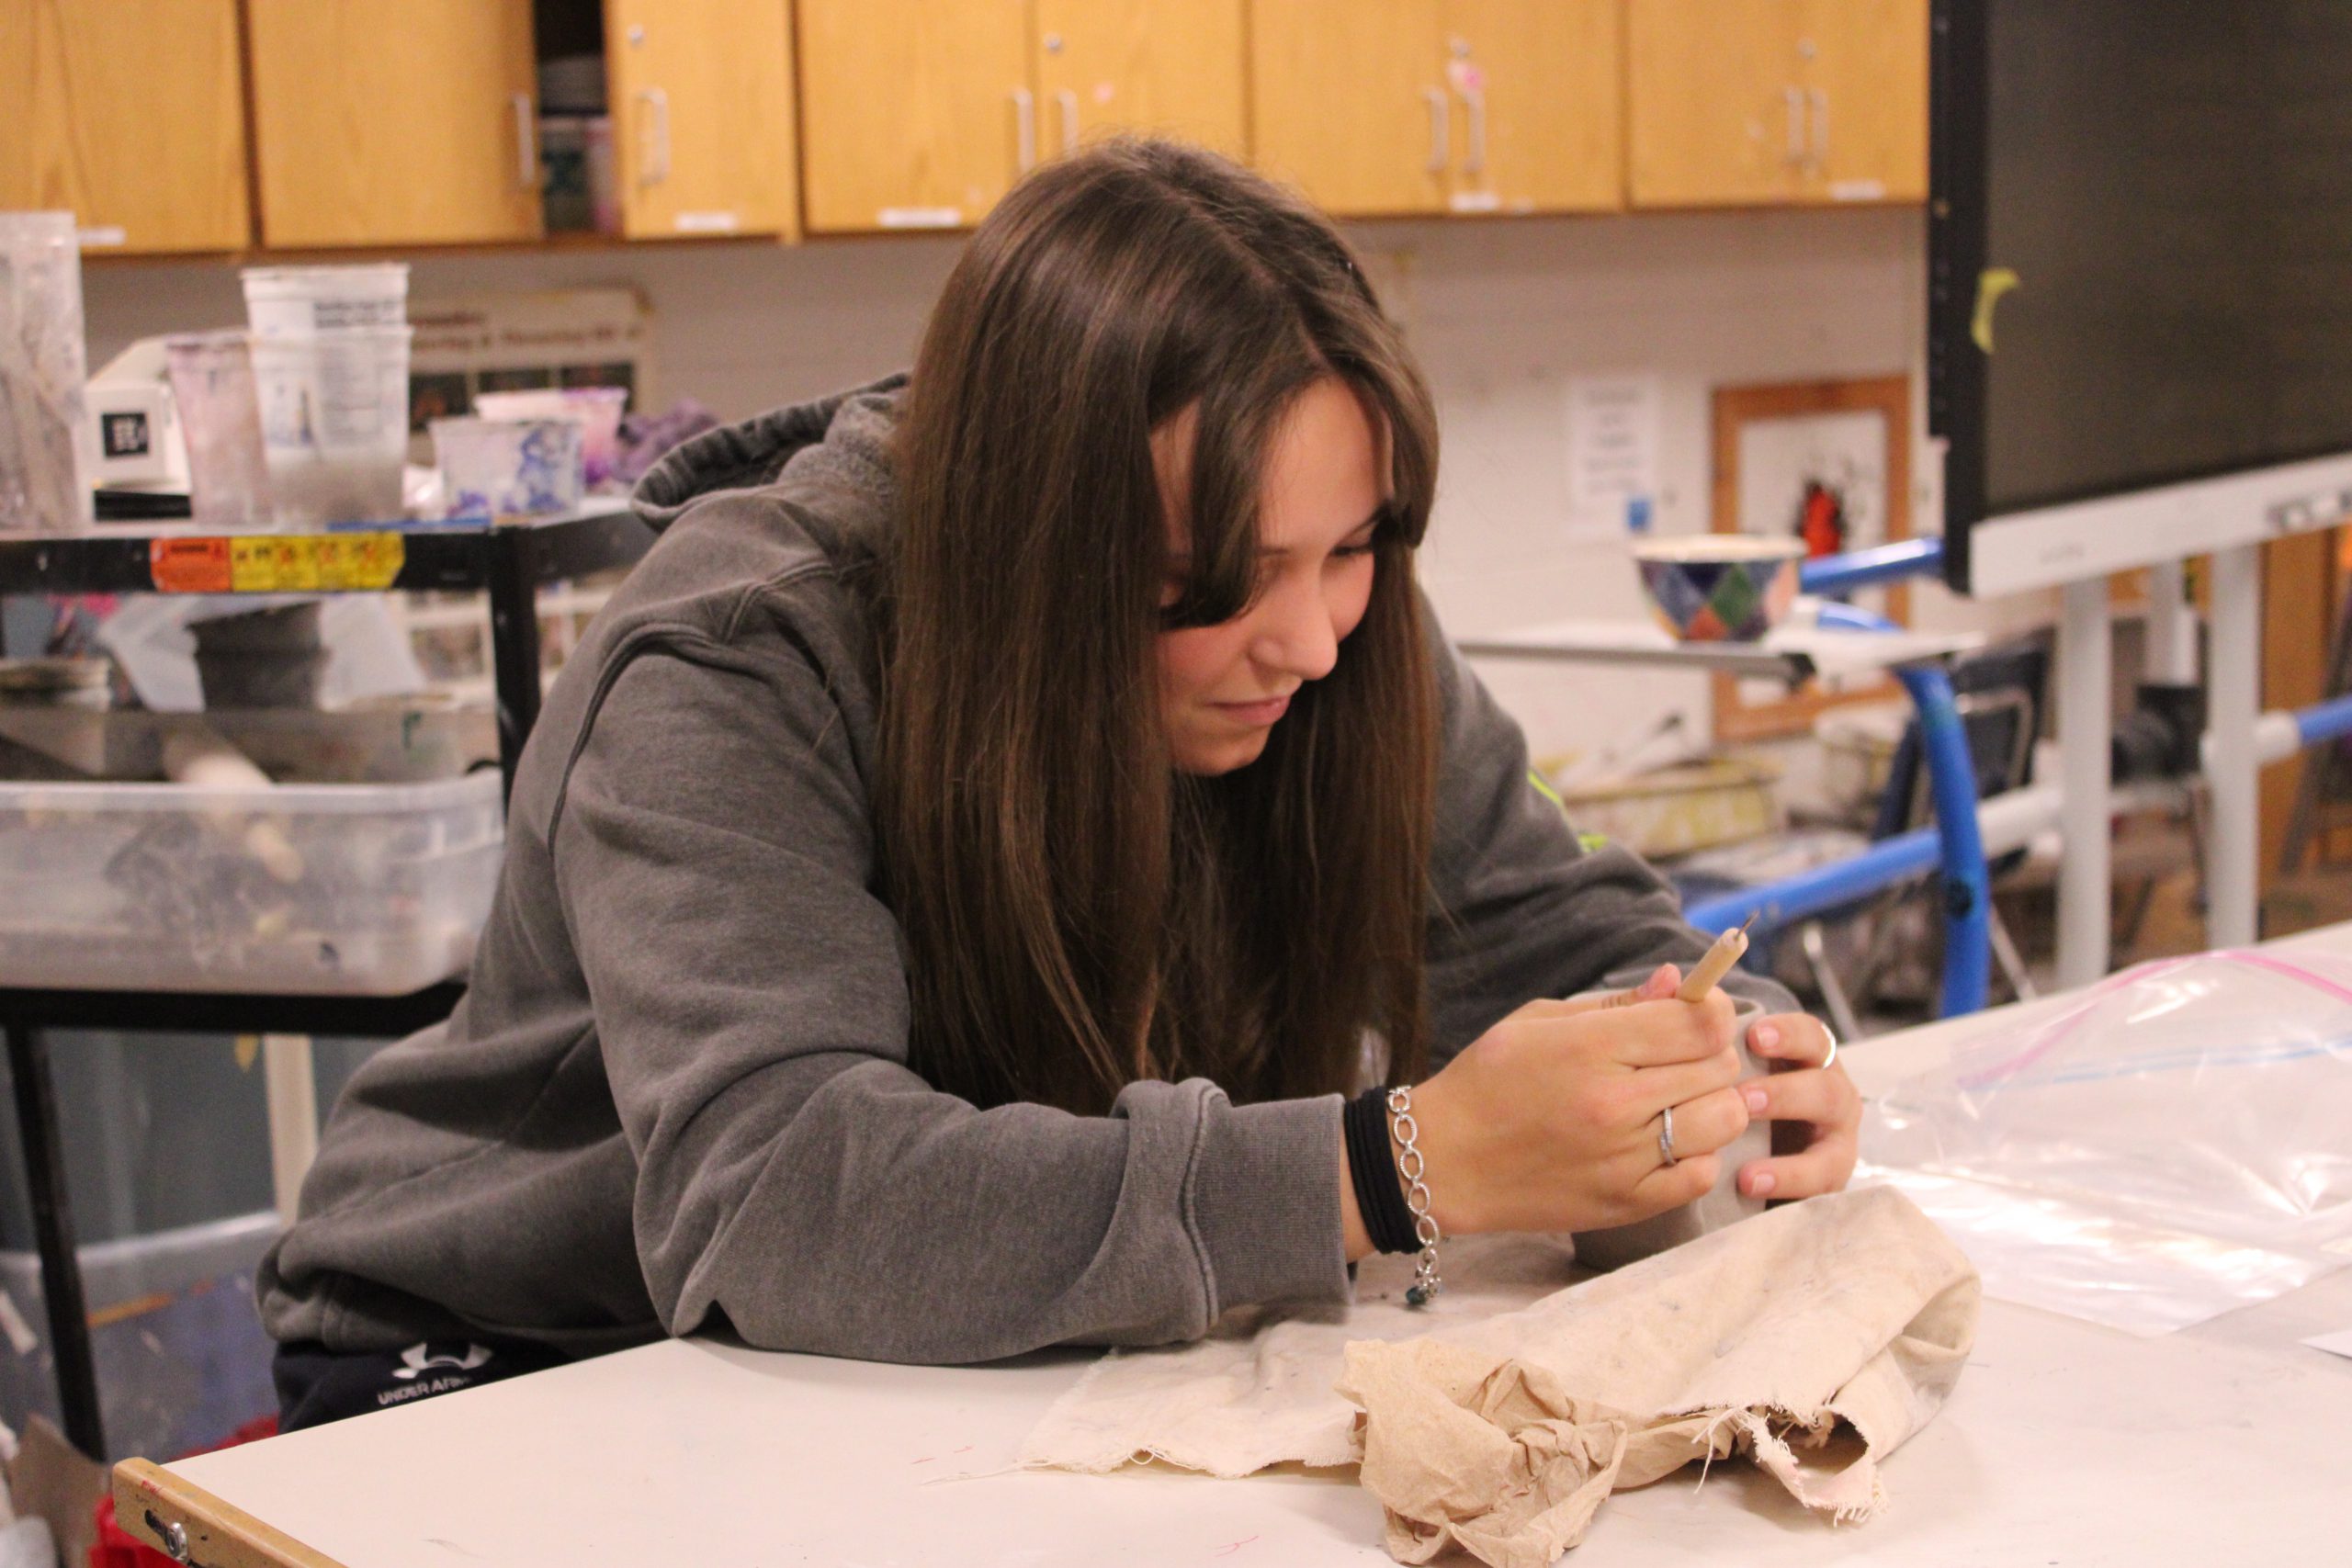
[{"x1": 220, "y1": 533, "x2": 404, "y2": 593}]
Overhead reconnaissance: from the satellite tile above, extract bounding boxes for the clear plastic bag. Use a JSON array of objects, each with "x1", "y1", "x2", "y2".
[{"x1": 1860, "y1": 950, "x2": 2352, "y2": 1334}]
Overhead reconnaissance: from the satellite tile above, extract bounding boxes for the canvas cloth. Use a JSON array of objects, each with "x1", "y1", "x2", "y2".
[{"x1": 1021, "y1": 1186, "x2": 1978, "y2": 1567}]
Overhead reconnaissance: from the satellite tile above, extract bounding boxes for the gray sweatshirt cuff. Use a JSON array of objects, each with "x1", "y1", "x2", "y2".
[{"x1": 1189, "y1": 1091, "x2": 1353, "y2": 1319}]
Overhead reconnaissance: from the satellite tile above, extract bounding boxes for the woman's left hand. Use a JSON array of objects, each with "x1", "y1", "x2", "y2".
[{"x1": 1736, "y1": 1014, "x2": 1860, "y2": 1201}]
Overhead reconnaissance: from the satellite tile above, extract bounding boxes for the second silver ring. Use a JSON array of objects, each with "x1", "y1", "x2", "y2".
[{"x1": 1657, "y1": 1104, "x2": 1679, "y2": 1168}]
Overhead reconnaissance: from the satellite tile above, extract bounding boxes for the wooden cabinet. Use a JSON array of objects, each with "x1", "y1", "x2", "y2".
[
  {"x1": 605, "y1": 0, "x2": 800, "y2": 240},
  {"x1": 1797, "y1": 0, "x2": 1929, "y2": 201},
  {"x1": 797, "y1": 0, "x2": 1030, "y2": 232},
  {"x1": 1253, "y1": 1, "x2": 1447, "y2": 217},
  {"x1": 1033, "y1": 0, "x2": 1247, "y2": 162},
  {"x1": 1627, "y1": 0, "x2": 1928, "y2": 209},
  {"x1": 1252, "y1": 0, "x2": 1620, "y2": 219},
  {"x1": 246, "y1": 0, "x2": 543, "y2": 248},
  {"x1": 0, "y1": 0, "x2": 251, "y2": 254},
  {"x1": 1442, "y1": 0, "x2": 1622, "y2": 215},
  {"x1": 798, "y1": 0, "x2": 1245, "y2": 234}
]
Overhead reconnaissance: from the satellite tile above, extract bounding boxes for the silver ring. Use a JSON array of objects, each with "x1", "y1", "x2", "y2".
[
  {"x1": 1657, "y1": 1104, "x2": 1679, "y2": 1168},
  {"x1": 1820, "y1": 1027, "x2": 1839, "y2": 1072}
]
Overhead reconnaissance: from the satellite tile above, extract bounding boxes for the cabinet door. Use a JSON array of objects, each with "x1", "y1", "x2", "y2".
[
  {"x1": 1251, "y1": 0, "x2": 1447, "y2": 218},
  {"x1": 0, "y1": 0, "x2": 250, "y2": 253},
  {"x1": 1033, "y1": 0, "x2": 1247, "y2": 162},
  {"x1": 1625, "y1": 0, "x2": 1808, "y2": 208},
  {"x1": 1795, "y1": 0, "x2": 1928, "y2": 202},
  {"x1": 247, "y1": 0, "x2": 542, "y2": 248},
  {"x1": 797, "y1": 0, "x2": 1030, "y2": 233},
  {"x1": 607, "y1": 0, "x2": 800, "y2": 239},
  {"x1": 1444, "y1": 0, "x2": 1621, "y2": 215}
]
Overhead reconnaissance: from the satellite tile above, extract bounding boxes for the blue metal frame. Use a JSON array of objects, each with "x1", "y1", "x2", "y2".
[
  {"x1": 1687, "y1": 533, "x2": 2352, "y2": 1020},
  {"x1": 1685, "y1": 545, "x2": 1992, "y2": 1017},
  {"x1": 1799, "y1": 537, "x2": 1946, "y2": 597},
  {"x1": 2298, "y1": 693, "x2": 2352, "y2": 748}
]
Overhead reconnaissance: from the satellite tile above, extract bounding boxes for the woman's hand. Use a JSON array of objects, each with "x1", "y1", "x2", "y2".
[
  {"x1": 1402, "y1": 966, "x2": 1750, "y2": 1239},
  {"x1": 1737, "y1": 1013, "x2": 1860, "y2": 1201}
]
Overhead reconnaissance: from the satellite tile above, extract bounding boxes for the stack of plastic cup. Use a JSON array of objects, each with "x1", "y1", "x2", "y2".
[
  {"x1": 164, "y1": 331, "x2": 273, "y2": 527},
  {"x1": 240, "y1": 265, "x2": 411, "y2": 528},
  {"x1": 0, "y1": 211, "x2": 97, "y2": 534}
]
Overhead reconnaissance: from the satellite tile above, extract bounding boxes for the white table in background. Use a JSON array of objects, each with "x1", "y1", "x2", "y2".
[
  {"x1": 1454, "y1": 615, "x2": 1982, "y2": 683},
  {"x1": 127, "y1": 928, "x2": 2352, "y2": 1566}
]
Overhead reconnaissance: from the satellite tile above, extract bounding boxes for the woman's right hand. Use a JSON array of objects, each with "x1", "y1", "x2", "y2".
[{"x1": 1408, "y1": 964, "x2": 1749, "y2": 1237}]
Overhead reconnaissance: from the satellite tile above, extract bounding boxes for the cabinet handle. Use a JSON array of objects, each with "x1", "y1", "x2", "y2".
[
  {"x1": 1460, "y1": 86, "x2": 1487, "y2": 175},
  {"x1": 513, "y1": 94, "x2": 538, "y2": 190},
  {"x1": 1421, "y1": 86, "x2": 1449, "y2": 174},
  {"x1": 1807, "y1": 88, "x2": 1831, "y2": 168},
  {"x1": 1057, "y1": 88, "x2": 1080, "y2": 156},
  {"x1": 1012, "y1": 87, "x2": 1037, "y2": 173},
  {"x1": 1782, "y1": 85, "x2": 1805, "y2": 165},
  {"x1": 637, "y1": 87, "x2": 672, "y2": 186}
]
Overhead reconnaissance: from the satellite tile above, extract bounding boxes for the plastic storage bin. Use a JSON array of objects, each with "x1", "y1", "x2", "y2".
[
  {"x1": 0, "y1": 770, "x2": 503, "y2": 994},
  {"x1": 0, "y1": 1212, "x2": 281, "y2": 1462}
]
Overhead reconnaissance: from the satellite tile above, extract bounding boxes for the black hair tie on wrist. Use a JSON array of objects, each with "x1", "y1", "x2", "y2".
[{"x1": 1345, "y1": 1086, "x2": 1420, "y2": 1255}]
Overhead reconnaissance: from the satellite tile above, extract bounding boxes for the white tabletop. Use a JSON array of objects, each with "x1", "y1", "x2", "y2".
[
  {"x1": 164, "y1": 929, "x2": 2352, "y2": 1566},
  {"x1": 1456, "y1": 613, "x2": 1983, "y2": 684}
]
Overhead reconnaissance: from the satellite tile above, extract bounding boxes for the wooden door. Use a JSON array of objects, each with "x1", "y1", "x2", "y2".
[
  {"x1": 1250, "y1": 0, "x2": 1447, "y2": 218},
  {"x1": 1442, "y1": 0, "x2": 1621, "y2": 215},
  {"x1": 797, "y1": 0, "x2": 1031, "y2": 233},
  {"x1": 1625, "y1": 0, "x2": 1808, "y2": 208},
  {"x1": 606, "y1": 0, "x2": 800, "y2": 239},
  {"x1": 1794, "y1": 0, "x2": 1928, "y2": 202},
  {"x1": 0, "y1": 0, "x2": 250, "y2": 253},
  {"x1": 1033, "y1": 0, "x2": 1247, "y2": 162},
  {"x1": 247, "y1": 0, "x2": 542, "y2": 248}
]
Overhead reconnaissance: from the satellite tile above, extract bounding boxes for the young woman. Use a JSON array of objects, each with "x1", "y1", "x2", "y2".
[{"x1": 262, "y1": 140, "x2": 1857, "y2": 1429}]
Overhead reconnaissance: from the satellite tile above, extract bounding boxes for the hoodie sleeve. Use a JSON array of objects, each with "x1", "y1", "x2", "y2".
[
  {"x1": 1421, "y1": 626, "x2": 1800, "y2": 1069},
  {"x1": 550, "y1": 640, "x2": 1349, "y2": 1363}
]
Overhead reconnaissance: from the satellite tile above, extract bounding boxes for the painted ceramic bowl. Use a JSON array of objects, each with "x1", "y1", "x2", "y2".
[{"x1": 1632, "y1": 536, "x2": 1806, "y2": 643}]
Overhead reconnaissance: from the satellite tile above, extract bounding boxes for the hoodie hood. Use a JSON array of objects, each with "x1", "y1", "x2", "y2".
[{"x1": 630, "y1": 371, "x2": 910, "y2": 563}]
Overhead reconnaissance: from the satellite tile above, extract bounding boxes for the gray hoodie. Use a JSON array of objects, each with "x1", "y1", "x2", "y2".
[{"x1": 257, "y1": 374, "x2": 1794, "y2": 1363}]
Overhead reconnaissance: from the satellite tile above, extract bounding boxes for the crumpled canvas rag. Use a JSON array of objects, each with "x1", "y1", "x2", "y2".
[{"x1": 1021, "y1": 1186, "x2": 1979, "y2": 1567}]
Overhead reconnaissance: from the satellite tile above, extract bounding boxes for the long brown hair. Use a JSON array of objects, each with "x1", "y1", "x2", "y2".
[{"x1": 879, "y1": 139, "x2": 1441, "y2": 1116}]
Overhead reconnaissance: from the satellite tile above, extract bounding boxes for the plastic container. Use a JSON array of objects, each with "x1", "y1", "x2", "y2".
[
  {"x1": 0, "y1": 769, "x2": 503, "y2": 994},
  {"x1": 474, "y1": 386, "x2": 628, "y2": 485},
  {"x1": 0, "y1": 1211, "x2": 282, "y2": 1462},
  {"x1": 538, "y1": 52, "x2": 607, "y2": 115},
  {"x1": 190, "y1": 603, "x2": 327, "y2": 710},
  {"x1": 432, "y1": 415, "x2": 585, "y2": 520},
  {"x1": 0, "y1": 210, "x2": 97, "y2": 534},
  {"x1": 0, "y1": 655, "x2": 109, "y2": 710},
  {"x1": 584, "y1": 116, "x2": 620, "y2": 236},
  {"x1": 251, "y1": 327, "x2": 412, "y2": 525},
  {"x1": 1551, "y1": 756, "x2": 1783, "y2": 860},
  {"x1": 0, "y1": 704, "x2": 496, "y2": 785},
  {"x1": 240, "y1": 264, "x2": 410, "y2": 339},
  {"x1": 164, "y1": 331, "x2": 274, "y2": 527}
]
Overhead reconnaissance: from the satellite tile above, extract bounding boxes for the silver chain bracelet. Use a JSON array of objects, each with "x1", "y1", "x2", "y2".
[{"x1": 1385, "y1": 1087, "x2": 1443, "y2": 1306}]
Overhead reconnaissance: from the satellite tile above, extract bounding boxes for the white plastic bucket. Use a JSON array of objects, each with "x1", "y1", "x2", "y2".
[{"x1": 241, "y1": 264, "x2": 410, "y2": 339}]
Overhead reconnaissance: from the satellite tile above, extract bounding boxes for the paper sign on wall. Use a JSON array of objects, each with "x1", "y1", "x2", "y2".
[{"x1": 1565, "y1": 375, "x2": 1661, "y2": 541}]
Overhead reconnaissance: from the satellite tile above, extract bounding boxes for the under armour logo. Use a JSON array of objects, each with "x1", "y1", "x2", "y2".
[{"x1": 391, "y1": 1341, "x2": 492, "y2": 1381}]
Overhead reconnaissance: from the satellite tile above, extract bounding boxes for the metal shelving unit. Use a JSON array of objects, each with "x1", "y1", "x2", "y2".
[{"x1": 0, "y1": 507, "x2": 652, "y2": 1460}]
